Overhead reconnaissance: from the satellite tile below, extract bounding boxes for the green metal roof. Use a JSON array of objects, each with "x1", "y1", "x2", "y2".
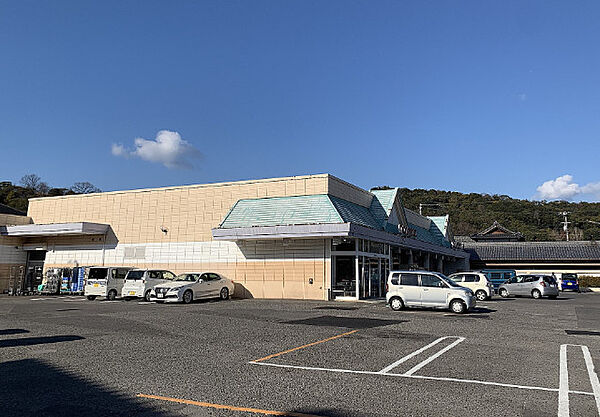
[
  {"x1": 330, "y1": 196, "x2": 383, "y2": 230},
  {"x1": 370, "y1": 189, "x2": 398, "y2": 214},
  {"x1": 428, "y1": 215, "x2": 449, "y2": 237},
  {"x1": 219, "y1": 195, "x2": 342, "y2": 229},
  {"x1": 218, "y1": 191, "x2": 454, "y2": 250}
]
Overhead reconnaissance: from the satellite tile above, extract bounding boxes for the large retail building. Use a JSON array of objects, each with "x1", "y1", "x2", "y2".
[{"x1": 0, "y1": 174, "x2": 468, "y2": 300}]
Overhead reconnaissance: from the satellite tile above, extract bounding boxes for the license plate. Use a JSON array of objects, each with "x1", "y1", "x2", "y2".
[
  {"x1": 567, "y1": 282, "x2": 572, "y2": 285},
  {"x1": 93, "y1": 283, "x2": 99, "y2": 287},
  {"x1": 157, "y1": 293, "x2": 164, "y2": 298},
  {"x1": 129, "y1": 291, "x2": 136, "y2": 295}
]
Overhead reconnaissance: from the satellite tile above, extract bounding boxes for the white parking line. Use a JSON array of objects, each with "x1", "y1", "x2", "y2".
[
  {"x1": 250, "y1": 361, "x2": 594, "y2": 397},
  {"x1": 559, "y1": 345, "x2": 569, "y2": 417},
  {"x1": 378, "y1": 336, "x2": 461, "y2": 374},
  {"x1": 582, "y1": 345, "x2": 600, "y2": 413},
  {"x1": 404, "y1": 337, "x2": 465, "y2": 376},
  {"x1": 558, "y1": 344, "x2": 600, "y2": 417}
]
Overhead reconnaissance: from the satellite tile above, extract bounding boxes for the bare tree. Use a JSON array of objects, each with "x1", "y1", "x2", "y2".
[
  {"x1": 20, "y1": 174, "x2": 42, "y2": 190},
  {"x1": 20, "y1": 174, "x2": 50, "y2": 194},
  {"x1": 70, "y1": 182, "x2": 101, "y2": 194}
]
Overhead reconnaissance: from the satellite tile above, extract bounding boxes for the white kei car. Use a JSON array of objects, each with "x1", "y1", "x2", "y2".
[
  {"x1": 447, "y1": 272, "x2": 494, "y2": 301},
  {"x1": 149, "y1": 272, "x2": 234, "y2": 304}
]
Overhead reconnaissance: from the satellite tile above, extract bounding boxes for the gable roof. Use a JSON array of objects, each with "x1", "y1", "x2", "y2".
[{"x1": 473, "y1": 221, "x2": 523, "y2": 240}]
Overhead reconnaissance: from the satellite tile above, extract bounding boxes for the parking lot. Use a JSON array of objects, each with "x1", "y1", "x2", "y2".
[{"x1": 1, "y1": 292, "x2": 600, "y2": 417}]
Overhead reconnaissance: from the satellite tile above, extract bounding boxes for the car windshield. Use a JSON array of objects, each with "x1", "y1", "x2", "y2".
[
  {"x1": 435, "y1": 273, "x2": 460, "y2": 287},
  {"x1": 174, "y1": 274, "x2": 198, "y2": 282},
  {"x1": 562, "y1": 274, "x2": 577, "y2": 280},
  {"x1": 126, "y1": 270, "x2": 145, "y2": 280},
  {"x1": 88, "y1": 268, "x2": 108, "y2": 280}
]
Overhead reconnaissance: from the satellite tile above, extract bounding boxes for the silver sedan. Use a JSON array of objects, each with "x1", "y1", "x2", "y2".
[{"x1": 150, "y1": 272, "x2": 235, "y2": 304}]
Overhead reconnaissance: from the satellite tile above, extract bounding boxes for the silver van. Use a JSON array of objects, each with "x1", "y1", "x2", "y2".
[
  {"x1": 498, "y1": 275, "x2": 559, "y2": 299},
  {"x1": 121, "y1": 269, "x2": 176, "y2": 301},
  {"x1": 386, "y1": 270, "x2": 476, "y2": 314},
  {"x1": 85, "y1": 266, "x2": 133, "y2": 300}
]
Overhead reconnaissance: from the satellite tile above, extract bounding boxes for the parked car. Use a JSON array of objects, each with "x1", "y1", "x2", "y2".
[
  {"x1": 498, "y1": 275, "x2": 559, "y2": 299},
  {"x1": 560, "y1": 273, "x2": 580, "y2": 292},
  {"x1": 386, "y1": 270, "x2": 476, "y2": 314},
  {"x1": 448, "y1": 272, "x2": 494, "y2": 301},
  {"x1": 121, "y1": 269, "x2": 176, "y2": 301},
  {"x1": 85, "y1": 266, "x2": 133, "y2": 300},
  {"x1": 481, "y1": 269, "x2": 516, "y2": 292},
  {"x1": 149, "y1": 272, "x2": 234, "y2": 304}
]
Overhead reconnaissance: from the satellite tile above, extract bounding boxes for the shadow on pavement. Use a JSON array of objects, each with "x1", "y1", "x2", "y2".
[
  {"x1": 0, "y1": 328, "x2": 30, "y2": 336},
  {"x1": 0, "y1": 335, "x2": 84, "y2": 348},
  {"x1": 0, "y1": 359, "x2": 178, "y2": 417}
]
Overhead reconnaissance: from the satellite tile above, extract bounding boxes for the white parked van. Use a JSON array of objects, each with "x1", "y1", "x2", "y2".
[
  {"x1": 84, "y1": 266, "x2": 133, "y2": 300},
  {"x1": 386, "y1": 270, "x2": 476, "y2": 314},
  {"x1": 121, "y1": 269, "x2": 176, "y2": 302}
]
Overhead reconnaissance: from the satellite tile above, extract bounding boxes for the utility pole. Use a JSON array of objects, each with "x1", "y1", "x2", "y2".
[{"x1": 559, "y1": 211, "x2": 570, "y2": 241}]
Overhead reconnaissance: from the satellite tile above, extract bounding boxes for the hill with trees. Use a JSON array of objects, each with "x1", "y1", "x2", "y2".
[
  {"x1": 0, "y1": 174, "x2": 100, "y2": 214},
  {"x1": 395, "y1": 188, "x2": 600, "y2": 241}
]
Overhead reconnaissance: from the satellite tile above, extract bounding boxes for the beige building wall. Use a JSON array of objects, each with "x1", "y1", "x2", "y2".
[
  {"x1": 24, "y1": 175, "x2": 339, "y2": 299},
  {"x1": 0, "y1": 214, "x2": 31, "y2": 292}
]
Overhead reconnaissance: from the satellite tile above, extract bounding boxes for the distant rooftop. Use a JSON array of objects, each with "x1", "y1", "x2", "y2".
[
  {"x1": 464, "y1": 241, "x2": 600, "y2": 261},
  {"x1": 0, "y1": 203, "x2": 26, "y2": 216}
]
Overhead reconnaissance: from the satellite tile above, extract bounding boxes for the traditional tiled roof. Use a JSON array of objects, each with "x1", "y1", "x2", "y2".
[
  {"x1": 472, "y1": 221, "x2": 524, "y2": 241},
  {"x1": 464, "y1": 241, "x2": 600, "y2": 261}
]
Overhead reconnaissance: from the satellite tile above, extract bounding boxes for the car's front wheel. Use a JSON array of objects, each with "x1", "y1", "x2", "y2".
[
  {"x1": 499, "y1": 288, "x2": 509, "y2": 298},
  {"x1": 532, "y1": 289, "x2": 542, "y2": 299},
  {"x1": 475, "y1": 290, "x2": 487, "y2": 301},
  {"x1": 389, "y1": 297, "x2": 404, "y2": 311},
  {"x1": 107, "y1": 289, "x2": 117, "y2": 301},
  {"x1": 450, "y1": 300, "x2": 466, "y2": 314},
  {"x1": 219, "y1": 287, "x2": 229, "y2": 300},
  {"x1": 144, "y1": 290, "x2": 152, "y2": 302},
  {"x1": 182, "y1": 289, "x2": 193, "y2": 304}
]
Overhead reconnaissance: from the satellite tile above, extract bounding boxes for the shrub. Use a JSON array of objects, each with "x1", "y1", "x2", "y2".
[{"x1": 578, "y1": 275, "x2": 600, "y2": 288}]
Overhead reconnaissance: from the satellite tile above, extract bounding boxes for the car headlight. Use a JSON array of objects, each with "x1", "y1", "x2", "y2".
[{"x1": 168, "y1": 287, "x2": 183, "y2": 292}]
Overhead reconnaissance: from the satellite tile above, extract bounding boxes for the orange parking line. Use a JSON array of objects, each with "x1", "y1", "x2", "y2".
[
  {"x1": 251, "y1": 329, "x2": 359, "y2": 363},
  {"x1": 137, "y1": 393, "x2": 322, "y2": 417}
]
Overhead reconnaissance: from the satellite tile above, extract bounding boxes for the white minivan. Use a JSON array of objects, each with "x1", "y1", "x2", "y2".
[
  {"x1": 121, "y1": 269, "x2": 176, "y2": 302},
  {"x1": 84, "y1": 266, "x2": 133, "y2": 300},
  {"x1": 386, "y1": 270, "x2": 476, "y2": 314}
]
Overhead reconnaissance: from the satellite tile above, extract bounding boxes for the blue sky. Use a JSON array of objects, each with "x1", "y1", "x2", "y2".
[{"x1": 1, "y1": 1, "x2": 599, "y2": 201}]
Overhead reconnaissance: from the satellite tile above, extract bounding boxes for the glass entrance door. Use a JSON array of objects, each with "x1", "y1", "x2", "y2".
[{"x1": 360, "y1": 258, "x2": 384, "y2": 299}]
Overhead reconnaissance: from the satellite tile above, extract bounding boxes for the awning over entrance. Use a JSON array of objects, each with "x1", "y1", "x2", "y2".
[
  {"x1": 0, "y1": 222, "x2": 110, "y2": 237},
  {"x1": 212, "y1": 222, "x2": 467, "y2": 259}
]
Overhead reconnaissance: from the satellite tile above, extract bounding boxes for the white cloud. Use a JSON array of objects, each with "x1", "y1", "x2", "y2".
[
  {"x1": 111, "y1": 143, "x2": 127, "y2": 157},
  {"x1": 111, "y1": 130, "x2": 201, "y2": 169},
  {"x1": 536, "y1": 174, "x2": 600, "y2": 201}
]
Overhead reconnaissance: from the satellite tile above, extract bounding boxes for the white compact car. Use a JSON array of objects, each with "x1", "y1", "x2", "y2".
[
  {"x1": 150, "y1": 272, "x2": 234, "y2": 304},
  {"x1": 448, "y1": 272, "x2": 494, "y2": 301},
  {"x1": 121, "y1": 269, "x2": 176, "y2": 301}
]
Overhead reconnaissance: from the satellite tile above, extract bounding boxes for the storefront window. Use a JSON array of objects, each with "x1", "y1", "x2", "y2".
[{"x1": 332, "y1": 238, "x2": 355, "y2": 252}]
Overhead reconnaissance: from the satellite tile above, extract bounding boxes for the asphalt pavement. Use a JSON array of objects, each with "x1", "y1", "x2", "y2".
[{"x1": 1, "y1": 291, "x2": 599, "y2": 417}]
